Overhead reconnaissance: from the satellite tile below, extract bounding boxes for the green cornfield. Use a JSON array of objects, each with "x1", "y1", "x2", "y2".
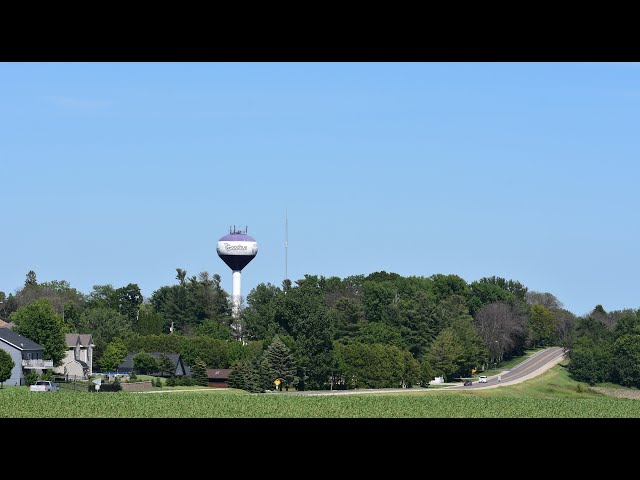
[{"x1": 2, "y1": 388, "x2": 640, "y2": 418}]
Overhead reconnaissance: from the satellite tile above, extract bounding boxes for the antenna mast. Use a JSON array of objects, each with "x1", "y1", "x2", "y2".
[{"x1": 285, "y1": 209, "x2": 288, "y2": 281}]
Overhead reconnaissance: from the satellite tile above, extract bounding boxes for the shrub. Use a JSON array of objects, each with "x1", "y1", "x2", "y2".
[
  {"x1": 178, "y1": 376, "x2": 195, "y2": 386},
  {"x1": 154, "y1": 377, "x2": 162, "y2": 388},
  {"x1": 25, "y1": 371, "x2": 39, "y2": 386},
  {"x1": 166, "y1": 376, "x2": 177, "y2": 387}
]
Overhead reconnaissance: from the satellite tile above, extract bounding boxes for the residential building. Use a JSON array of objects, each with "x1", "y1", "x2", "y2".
[
  {"x1": 206, "y1": 368, "x2": 233, "y2": 388},
  {"x1": 0, "y1": 329, "x2": 52, "y2": 386},
  {"x1": 54, "y1": 333, "x2": 94, "y2": 380},
  {"x1": 117, "y1": 352, "x2": 190, "y2": 377}
]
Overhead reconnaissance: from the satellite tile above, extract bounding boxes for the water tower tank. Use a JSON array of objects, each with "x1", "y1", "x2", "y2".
[{"x1": 216, "y1": 228, "x2": 258, "y2": 271}]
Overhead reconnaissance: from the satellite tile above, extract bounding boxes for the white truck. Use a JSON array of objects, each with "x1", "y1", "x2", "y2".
[{"x1": 29, "y1": 380, "x2": 59, "y2": 392}]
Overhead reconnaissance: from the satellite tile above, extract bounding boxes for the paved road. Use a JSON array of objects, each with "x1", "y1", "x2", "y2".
[
  {"x1": 454, "y1": 346, "x2": 565, "y2": 390},
  {"x1": 285, "y1": 346, "x2": 565, "y2": 396}
]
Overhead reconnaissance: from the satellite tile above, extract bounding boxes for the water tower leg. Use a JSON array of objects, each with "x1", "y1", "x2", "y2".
[{"x1": 232, "y1": 270, "x2": 242, "y2": 339}]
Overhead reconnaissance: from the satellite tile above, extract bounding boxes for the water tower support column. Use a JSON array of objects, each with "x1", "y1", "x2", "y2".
[{"x1": 232, "y1": 270, "x2": 242, "y2": 318}]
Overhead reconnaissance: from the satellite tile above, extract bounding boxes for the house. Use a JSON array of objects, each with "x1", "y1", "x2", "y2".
[
  {"x1": 54, "y1": 334, "x2": 94, "y2": 380},
  {"x1": 206, "y1": 368, "x2": 233, "y2": 388},
  {"x1": 117, "y1": 352, "x2": 190, "y2": 377},
  {"x1": 0, "y1": 328, "x2": 52, "y2": 386}
]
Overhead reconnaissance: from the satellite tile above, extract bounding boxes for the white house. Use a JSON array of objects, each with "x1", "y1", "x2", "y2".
[{"x1": 54, "y1": 333, "x2": 94, "y2": 380}]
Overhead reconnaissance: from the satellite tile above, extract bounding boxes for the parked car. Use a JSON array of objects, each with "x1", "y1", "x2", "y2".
[
  {"x1": 30, "y1": 380, "x2": 59, "y2": 392},
  {"x1": 478, "y1": 376, "x2": 488, "y2": 383},
  {"x1": 463, "y1": 380, "x2": 472, "y2": 386}
]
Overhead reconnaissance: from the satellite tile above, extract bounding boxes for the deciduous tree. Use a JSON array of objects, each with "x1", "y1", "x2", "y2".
[
  {"x1": 132, "y1": 352, "x2": 159, "y2": 375},
  {"x1": 0, "y1": 349, "x2": 14, "y2": 388},
  {"x1": 529, "y1": 304, "x2": 556, "y2": 347},
  {"x1": 100, "y1": 338, "x2": 128, "y2": 372},
  {"x1": 76, "y1": 307, "x2": 133, "y2": 362},
  {"x1": 612, "y1": 334, "x2": 640, "y2": 388},
  {"x1": 11, "y1": 299, "x2": 66, "y2": 366}
]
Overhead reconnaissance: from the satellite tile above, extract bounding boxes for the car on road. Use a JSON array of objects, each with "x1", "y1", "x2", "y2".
[
  {"x1": 478, "y1": 376, "x2": 488, "y2": 383},
  {"x1": 30, "y1": 380, "x2": 59, "y2": 392},
  {"x1": 463, "y1": 380, "x2": 472, "y2": 386}
]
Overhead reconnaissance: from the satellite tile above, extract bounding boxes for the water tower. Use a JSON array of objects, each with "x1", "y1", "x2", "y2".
[{"x1": 216, "y1": 226, "x2": 258, "y2": 324}]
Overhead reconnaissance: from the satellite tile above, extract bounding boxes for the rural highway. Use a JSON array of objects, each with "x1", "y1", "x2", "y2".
[
  {"x1": 453, "y1": 346, "x2": 566, "y2": 390},
  {"x1": 285, "y1": 346, "x2": 565, "y2": 396}
]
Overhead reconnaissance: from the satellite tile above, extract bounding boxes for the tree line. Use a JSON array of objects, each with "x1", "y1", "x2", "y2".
[
  {"x1": 2, "y1": 268, "x2": 609, "y2": 391},
  {"x1": 567, "y1": 306, "x2": 640, "y2": 388}
]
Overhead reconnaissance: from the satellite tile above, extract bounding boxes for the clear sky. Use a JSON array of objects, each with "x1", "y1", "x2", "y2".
[{"x1": 1, "y1": 62, "x2": 638, "y2": 316}]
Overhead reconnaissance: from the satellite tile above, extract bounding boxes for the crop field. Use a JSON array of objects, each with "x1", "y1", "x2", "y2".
[
  {"x1": 1, "y1": 367, "x2": 638, "y2": 418},
  {"x1": 2, "y1": 368, "x2": 640, "y2": 418}
]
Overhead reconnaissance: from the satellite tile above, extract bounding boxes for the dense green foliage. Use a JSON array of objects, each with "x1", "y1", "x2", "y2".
[
  {"x1": 150, "y1": 270, "x2": 231, "y2": 335},
  {"x1": 11, "y1": 299, "x2": 67, "y2": 366},
  {"x1": 126, "y1": 334, "x2": 255, "y2": 369},
  {"x1": 0, "y1": 350, "x2": 14, "y2": 387},
  {"x1": 158, "y1": 353, "x2": 175, "y2": 376},
  {"x1": 17, "y1": 267, "x2": 640, "y2": 393},
  {"x1": 100, "y1": 338, "x2": 128, "y2": 371},
  {"x1": 568, "y1": 307, "x2": 640, "y2": 388},
  {"x1": 136, "y1": 304, "x2": 164, "y2": 336},
  {"x1": 264, "y1": 336, "x2": 296, "y2": 390},
  {"x1": 334, "y1": 343, "x2": 419, "y2": 388},
  {"x1": 132, "y1": 352, "x2": 159, "y2": 375},
  {"x1": 191, "y1": 359, "x2": 209, "y2": 387},
  {"x1": 25, "y1": 371, "x2": 39, "y2": 386},
  {"x1": 76, "y1": 307, "x2": 132, "y2": 361}
]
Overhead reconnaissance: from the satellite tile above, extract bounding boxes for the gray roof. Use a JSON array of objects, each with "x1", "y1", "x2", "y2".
[
  {"x1": 65, "y1": 333, "x2": 93, "y2": 348},
  {"x1": 118, "y1": 352, "x2": 182, "y2": 371},
  {"x1": 0, "y1": 328, "x2": 44, "y2": 351}
]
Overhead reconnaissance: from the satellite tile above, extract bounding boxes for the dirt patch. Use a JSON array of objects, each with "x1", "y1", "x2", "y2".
[{"x1": 591, "y1": 387, "x2": 640, "y2": 400}]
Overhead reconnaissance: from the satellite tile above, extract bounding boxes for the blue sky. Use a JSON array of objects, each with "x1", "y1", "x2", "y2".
[{"x1": 1, "y1": 62, "x2": 638, "y2": 315}]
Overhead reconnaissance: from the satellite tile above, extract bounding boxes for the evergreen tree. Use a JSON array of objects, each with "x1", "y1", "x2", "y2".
[
  {"x1": 25, "y1": 270, "x2": 38, "y2": 287},
  {"x1": 265, "y1": 335, "x2": 297, "y2": 390},
  {"x1": 136, "y1": 304, "x2": 165, "y2": 335},
  {"x1": 191, "y1": 358, "x2": 209, "y2": 386},
  {"x1": 227, "y1": 362, "x2": 250, "y2": 390},
  {"x1": 158, "y1": 353, "x2": 175, "y2": 377}
]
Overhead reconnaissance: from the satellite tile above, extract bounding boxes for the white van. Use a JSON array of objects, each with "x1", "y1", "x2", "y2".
[{"x1": 478, "y1": 376, "x2": 488, "y2": 383}]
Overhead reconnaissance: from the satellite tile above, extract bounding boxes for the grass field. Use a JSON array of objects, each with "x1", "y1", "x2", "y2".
[{"x1": 1, "y1": 364, "x2": 639, "y2": 418}]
